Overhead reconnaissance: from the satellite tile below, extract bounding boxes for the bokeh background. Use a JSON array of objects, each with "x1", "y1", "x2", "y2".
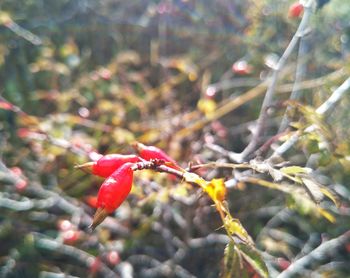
[{"x1": 1, "y1": 0, "x2": 350, "y2": 277}]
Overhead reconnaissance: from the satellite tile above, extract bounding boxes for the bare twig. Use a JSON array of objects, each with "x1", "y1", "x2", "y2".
[{"x1": 239, "y1": 0, "x2": 314, "y2": 160}]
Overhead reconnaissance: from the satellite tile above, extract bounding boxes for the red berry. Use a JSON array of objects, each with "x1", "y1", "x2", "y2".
[
  {"x1": 106, "y1": 251, "x2": 120, "y2": 265},
  {"x1": 232, "y1": 60, "x2": 252, "y2": 75},
  {"x1": 133, "y1": 142, "x2": 179, "y2": 169},
  {"x1": 97, "y1": 163, "x2": 134, "y2": 212},
  {"x1": 76, "y1": 154, "x2": 140, "y2": 178},
  {"x1": 93, "y1": 154, "x2": 140, "y2": 177},
  {"x1": 288, "y1": 2, "x2": 304, "y2": 18},
  {"x1": 91, "y1": 163, "x2": 134, "y2": 229}
]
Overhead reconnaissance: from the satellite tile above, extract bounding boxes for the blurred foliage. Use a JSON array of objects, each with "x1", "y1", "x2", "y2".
[{"x1": 1, "y1": 0, "x2": 350, "y2": 277}]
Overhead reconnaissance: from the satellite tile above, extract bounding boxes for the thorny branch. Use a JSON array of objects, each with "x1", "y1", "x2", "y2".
[{"x1": 239, "y1": 0, "x2": 314, "y2": 161}]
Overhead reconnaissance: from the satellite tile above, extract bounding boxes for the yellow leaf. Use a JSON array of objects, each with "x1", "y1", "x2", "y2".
[
  {"x1": 317, "y1": 207, "x2": 336, "y2": 223},
  {"x1": 205, "y1": 178, "x2": 226, "y2": 202},
  {"x1": 281, "y1": 166, "x2": 312, "y2": 175},
  {"x1": 319, "y1": 187, "x2": 340, "y2": 208}
]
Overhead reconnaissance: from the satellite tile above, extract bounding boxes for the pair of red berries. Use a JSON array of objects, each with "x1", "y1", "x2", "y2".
[{"x1": 77, "y1": 142, "x2": 179, "y2": 229}]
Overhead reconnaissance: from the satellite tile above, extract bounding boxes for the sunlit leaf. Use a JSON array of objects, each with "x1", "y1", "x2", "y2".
[
  {"x1": 317, "y1": 207, "x2": 336, "y2": 223},
  {"x1": 319, "y1": 187, "x2": 340, "y2": 208},
  {"x1": 289, "y1": 194, "x2": 336, "y2": 223},
  {"x1": 281, "y1": 166, "x2": 312, "y2": 175}
]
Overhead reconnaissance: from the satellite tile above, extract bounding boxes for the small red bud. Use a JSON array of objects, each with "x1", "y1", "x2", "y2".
[{"x1": 288, "y1": 2, "x2": 304, "y2": 18}]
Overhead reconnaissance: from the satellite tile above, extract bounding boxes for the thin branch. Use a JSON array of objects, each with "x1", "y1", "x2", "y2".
[
  {"x1": 277, "y1": 231, "x2": 350, "y2": 278},
  {"x1": 33, "y1": 233, "x2": 118, "y2": 278},
  {"x1": 270, "y1": 76, "x2": 350, "y2": 158},
  {"x1": 278, "y1": 34, "x2": 309, "y2": 133},
  {"x1": 239, "y1": 0, "x2": 314, "y2": 160}
]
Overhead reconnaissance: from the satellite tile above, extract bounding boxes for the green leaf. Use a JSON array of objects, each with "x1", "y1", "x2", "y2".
[
  {"x1": 222, "y1": 242, "x2": 249, "y2": 278},
  {"x1": 237, "y1": 243, "x2": 269, "y2": 278},
  {"x1": 280, "y1": 166, "x2": 312, "y2": 175}
]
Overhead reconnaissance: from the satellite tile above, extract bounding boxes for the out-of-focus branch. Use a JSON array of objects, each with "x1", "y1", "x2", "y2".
[
  {"x1": 33, "y1": 233, "x2": 118, "y2": 278},
  {"x1": 270, "y1": 76, "x2": 350, "y2": 159},
  {"x1": 278, "y1": 34, "x2": 309, "y2": 133},
  {"x1": 277, "y1": 231, "x2": 350, "y2": 278},
  {"x1": 239, "y1": 0, "x2": 314, "y2": 160}
]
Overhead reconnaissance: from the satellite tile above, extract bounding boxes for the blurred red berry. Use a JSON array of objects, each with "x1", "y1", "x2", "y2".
[
  {"x1": 98, "y1": 68, "x2": 112, "y2": 80},
  {"x1": 205, "y1": 86, "x2": 217, "y2": 99},
  {"x1": 232, "y1": 60, "x2": 252, "y2": 75},
  {"x1": 277, "y1": 257, "x2": 291, "y2": 270},
  {"x1": 10, "y1": 167, "x2": 23, "y2": 176},
  {"x1": 57, "y1": 219, "x2": 74, "y2": 232},
  {"x1": 0, "y1": 99, "x2": 15, "y2": 111},
  {"x1": 15, "y1": 179, "x2": 28, "y2": 191},
  {"x1": 62, "y1": 230, "x2": 80, "y2": 244},
  {"x1": 346, "y1": 243, "x2": 350, "y2": 253},
  {"x1": 89, "y1": 257, "x2": 101, "y2": 275},
  {"x1": 288, "y1": 2, "x2": 304, "y2": 18},
  {"x1": 106, "y1": 251, "x2": 120, "y2": 265}
]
